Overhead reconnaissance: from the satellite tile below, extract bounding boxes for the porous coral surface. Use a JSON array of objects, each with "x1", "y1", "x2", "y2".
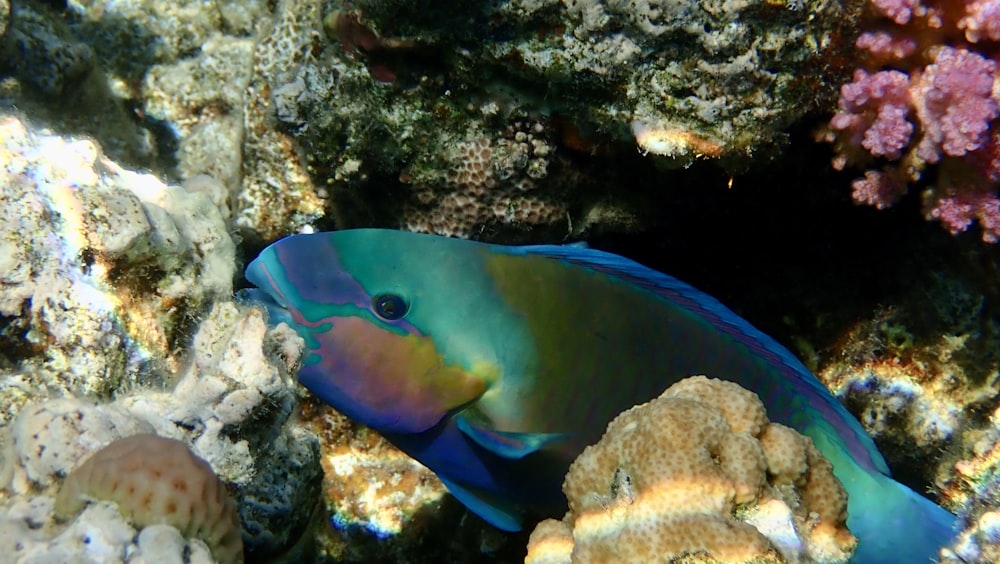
[
  {"x1": 244, "y1": 0, "x2": 861, "y2": 239},
  {"x1": 0, "y1": 115, "x2": 326, "y2": 562},
  {"x1": 0, "y1": 113, "x2": 234, "y2": 406},
  {"x1": 526, "y1": 376, "x2": 856, "y2": 564}
]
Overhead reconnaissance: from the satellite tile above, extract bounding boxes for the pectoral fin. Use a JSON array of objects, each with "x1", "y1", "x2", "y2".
[
  {"x1": 456, "y1": 412, "x2": 568, "y2": 459},
  {"x1": 438, "y1": 476, "x2": 524, "y2": 532}
]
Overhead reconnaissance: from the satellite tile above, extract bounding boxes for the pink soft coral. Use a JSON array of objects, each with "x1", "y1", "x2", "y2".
[
  {"x1": 911, "y1": 47, "x2": 998, "y2": 162},
  {"x1": 960, "y1": 0, "x2": 1000, "y2": 42},
  {"x1": 831, "y1": 69, "x2": 914, "y2": 160},
  {"x1": 823, "y1": 0, "x2": 1000, "y2": 242},
  {"x1": 927, "y1": 188, "x2": 1000, "y2": 241}
]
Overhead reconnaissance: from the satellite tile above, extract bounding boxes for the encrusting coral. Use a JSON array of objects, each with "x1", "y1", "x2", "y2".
[
  {"x1": 54, "y1": 434, "x2": 244, "y2": 564},
  {"x1": 526, "y1": 376, "x2": 856, "y2": 564}
]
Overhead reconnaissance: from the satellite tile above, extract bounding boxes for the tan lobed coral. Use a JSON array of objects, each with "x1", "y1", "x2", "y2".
[
  {"x1": 54, "y1": 434, "x2": 244, "y2": 564},
  {"x1": 526, "y1": 376, "x2": 856, "y2": 564}
]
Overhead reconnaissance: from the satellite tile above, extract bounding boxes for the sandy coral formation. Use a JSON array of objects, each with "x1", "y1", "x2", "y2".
[
  {"x1": 0, "y1": 496, "x2": 218, "y2": 563},
  {"x1": 2, "y1": 399, "x2": 153, "y2": 492},
  {"x1": 140, "y1": 34, "x2": 254, "y2": 209},
  {"x1": 526, "y1": 376, "x2": 856, "y2": 564},
  {"x1": 54, "y1": 434, "x2": 243, "y2": 564}
]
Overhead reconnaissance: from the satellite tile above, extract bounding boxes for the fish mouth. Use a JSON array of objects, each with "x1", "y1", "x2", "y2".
[{"x1": 241, "y1": 257, "x2": 296, "y2": 327}]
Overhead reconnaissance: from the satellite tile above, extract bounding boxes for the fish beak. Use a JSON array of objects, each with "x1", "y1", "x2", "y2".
[{"x1": 242, "y1": 258, "x2": 295, "y2": 327}]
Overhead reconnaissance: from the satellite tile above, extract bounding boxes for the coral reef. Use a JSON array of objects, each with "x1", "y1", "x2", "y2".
[
  {"x1": 525, "y1": 376, "x2": 856, "y2": 564},
  {"x1": 0, "y1": 107, "x2": 523, "y2": 563},
  {"x1": 938, "y1": 404, "x2": 1000, "y2": 563},
  {"x1": 0, "y1": 0, "x2": 997, "y2": 562},
  {"x1": 820, "y1": 0, "x2": 1000, "y2": 241},
  {"x1": 355, "y1": 0, "x2": 855, "y2": 165},
  {"x1": 0, "y1": 115, "x2": 327, "y2": 561},
  {"x1": 0, "y1": 112, "x2": 234, "y2": 409},
  {"x1": 3, "y1": 0, "x2": 859, "y2": 241},
  {"x1": 796, "y1": 245, "x2": 1000, "y2": 562},
  {"x1": 237, "y1": 0, "x2": 861, "y2": 239},
  {"x1": 235, "y1": 0, "x2": 325, "y2": 240},
  {"x1": 0, "y1": 297, "x2": 324, "y2": 561},
  {"x1": 0, "y1": 497, "x2": 219, "y2": 563},
  {"x1": 55, "y1": 434, "x2": 244, "y2": 564},
  {"x1": 0, "y1": 0, "x2": 270, "y2": 233}
]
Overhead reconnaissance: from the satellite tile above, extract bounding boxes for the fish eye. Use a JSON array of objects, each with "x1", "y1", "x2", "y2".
[{"x1": 373, "y1": 293, "x2": 408, "y2": 320}]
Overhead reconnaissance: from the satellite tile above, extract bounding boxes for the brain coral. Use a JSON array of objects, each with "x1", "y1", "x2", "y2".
[
  {"x1": 526, "y1": 376, "x2": 856, "y2": 564},
  {"x1": 54, "y1": 434, "x2": 243, "y2": 564}
]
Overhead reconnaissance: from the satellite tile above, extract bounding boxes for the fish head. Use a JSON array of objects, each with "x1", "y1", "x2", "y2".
[{"x1": 245, "y1": 229, "x2": 494, "y2": 434}]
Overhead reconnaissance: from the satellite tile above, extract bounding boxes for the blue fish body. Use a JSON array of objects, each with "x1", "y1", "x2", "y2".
[{"x1": 245, "y1": 229, "x2": 956, "y2": 561}]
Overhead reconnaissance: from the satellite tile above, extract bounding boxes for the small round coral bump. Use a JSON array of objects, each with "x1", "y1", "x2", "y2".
[{"x1": 54, "y1": 434, "x2": 244, "y2": 564}]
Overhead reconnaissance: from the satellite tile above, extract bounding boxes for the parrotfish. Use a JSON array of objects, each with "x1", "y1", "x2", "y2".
[{"x1": 245, "y1": 228, "x2": 956, "y2": 562}]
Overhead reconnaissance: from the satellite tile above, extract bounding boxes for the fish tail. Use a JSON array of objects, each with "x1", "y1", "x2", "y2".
[{"x1": 843, "y1": 468, "x2": 957, "y2": 563}]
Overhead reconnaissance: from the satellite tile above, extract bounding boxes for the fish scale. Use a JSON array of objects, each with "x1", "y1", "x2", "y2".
[{"x1": 246, "y1": 228, "x2": 957, "y2": 563}]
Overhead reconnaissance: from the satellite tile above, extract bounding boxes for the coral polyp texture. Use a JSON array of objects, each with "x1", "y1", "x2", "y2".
[
  {"x1": 525, "y1": 376, "x2": 856, "y2": 564},
  {"x1": 820, "y1": 0, "x2": 1000, "y2": 241},
  {"x1": 55, "y1": 434, "x2": 244, "y2": 564},
  {"x1": 238, "y1": 0, "x2": 861, "y2": 239}
]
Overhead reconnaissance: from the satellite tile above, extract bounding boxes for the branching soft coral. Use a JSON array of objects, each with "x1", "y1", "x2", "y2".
[{"x1": 820, "y1": 0, "x2": 1000, "y2": 242}]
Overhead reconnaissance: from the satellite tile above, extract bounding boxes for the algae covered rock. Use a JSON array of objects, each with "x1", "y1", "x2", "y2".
[{"x1": 239, "y1": 0, "x2": 860, "y2": 239}]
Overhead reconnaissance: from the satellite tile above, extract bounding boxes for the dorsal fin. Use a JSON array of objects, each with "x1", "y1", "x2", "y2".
[{"x1": 506, "y1": 243, "x2": 891, "y2": 476}]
